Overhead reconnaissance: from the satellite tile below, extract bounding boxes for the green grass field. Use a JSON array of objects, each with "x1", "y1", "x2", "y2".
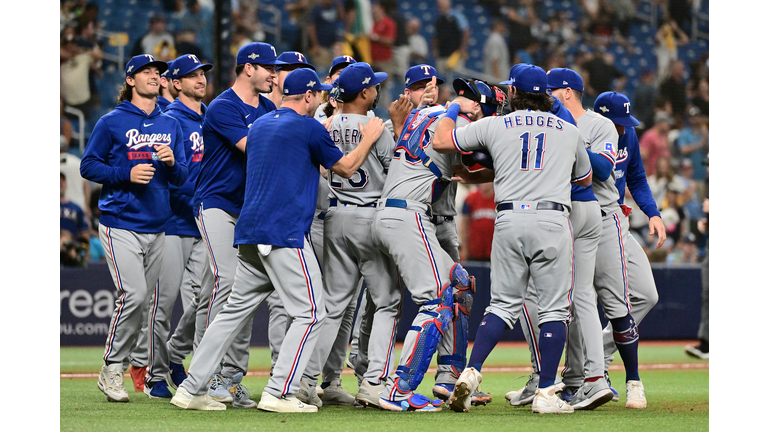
[{"x1": 61, "y1": 343, "x2": 708, "y2": 431}]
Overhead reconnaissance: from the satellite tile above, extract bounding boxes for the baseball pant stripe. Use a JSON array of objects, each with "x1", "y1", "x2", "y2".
[
  {"x1": 521, "y1": 304, "x2": 541, "y2": 372},
  {"x1": 380, "y1": 275, "x2": 404, "y2": 381},
  {"x1": 104, "y1": 227, "x2": 127, "y2": 362},
  {"x1": 612, "y1": 214, "x2": 631, "y2": 313},
  {"x1": 282, "y1": 248, "x2": 320, "y2": 397},
  {"x1": 198, "y1": 205, "x2": 223, "y2": 329},
  {"x1": 567, "y1": 220, "x2": 575, "y2": 317},
  {"x1": 415, "y1": 213, "x2": 442, "y2": 294},
  {"x1": 148, "y1": 280, "x2": 160, "y2": 378}
]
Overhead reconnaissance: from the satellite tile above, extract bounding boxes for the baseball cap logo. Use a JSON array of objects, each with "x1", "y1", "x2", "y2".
[
  {"x1": 405, "y1": 77, "x2": 411, "y2": 84},
  {"x1": 421, "y1": 66, "x2": 431, "y2": 75},
  {"x1": 295, "y1": 52, "x2": 305, "y2": 62},
  {"x1": 343, "y1": 56, "x2": 353, "y2": 62},
  {"x1": 187, "y1": 54, "x2": 199, "y2": 64},
  {"x1": 562, "y1": 80, "x2": 568, "y2": 85},
  {"x1": 599, "y1": 105, "x2": 610, "y2": 113},
  {"x1": 127, "y1": 65, "x2": 134, "y2": 73},
  {"x1": 172, "y1": 68, "x2": 179, "y2": 76},
  {"x1": 248, "y1": 52, "x2": 258, "y2": 60},
  {"x1": 307, "y1": 80, "x2": 316, "y2": 87},
  {"x1": 144, "y1": 54, "x2": 155, "y2": 61},
  {"x1": 533, "y1": 86, "x2": 540, "y2": 91},
  {"x1": 271, "y1": 46, "x2": 277, "y2": 57},
  {"x1": 362, "y1": 76, "x2": 371, "y2": 85}
]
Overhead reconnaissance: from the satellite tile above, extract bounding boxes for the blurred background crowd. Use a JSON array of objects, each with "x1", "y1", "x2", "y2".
[{"x1": 60, "y1": 0, "x2": 709, "y2": 268}]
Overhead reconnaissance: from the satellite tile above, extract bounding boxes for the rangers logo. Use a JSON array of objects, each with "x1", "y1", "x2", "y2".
[
  {"x1": 295, "y1": 52, "x2": 305, "y2": 63},
  {"x1": 188, "y1": 54, "x2": 200, "y2": 64},
  {"x1": 420, "y1": 65, "x2": 431, "y2": 75},
  {"x1": 615, "y1": 147, "x2": 628, "y2": 163},
  {"x1": 125, "y1": 129, "x2": 172, "y2": 150},
  {"x1": 189, "y1": 131, "x2": 204, "y2": 157},
  {"x1": 624, "y1": 101, "x2": 631, "y2": 113}
]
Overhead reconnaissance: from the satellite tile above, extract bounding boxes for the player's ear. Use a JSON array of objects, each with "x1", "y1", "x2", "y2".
[{"x1": 126, "y1": 75, "x2": 135, "y2": 87}]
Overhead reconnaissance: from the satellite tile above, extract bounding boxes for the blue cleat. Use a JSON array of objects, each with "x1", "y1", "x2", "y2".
[
  {"x1": 379, "y1": 394, "x2": 444, "y2": 412},
  {"x1": 559, "y1": 386, "x2": 578, "y2": 403},
  {"x1": 432, "y1": 383, "x2": 454, "y2": 401},
  {"x1": 168, "y1": 361, "x2": 187, "y2": 389},
  {"x1": 144, "y1": 380, "x2": 173, "y2": 399}
]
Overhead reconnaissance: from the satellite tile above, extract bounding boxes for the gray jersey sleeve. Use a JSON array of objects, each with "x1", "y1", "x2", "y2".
[
  {"x1": 572, "y1": 137, "x2": 593, "y2": 183},
  {"x1": 577, "y1": 111, "x2": 621, "y2": 213}
]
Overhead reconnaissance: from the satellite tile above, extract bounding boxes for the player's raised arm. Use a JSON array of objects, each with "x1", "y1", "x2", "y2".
[{"x1": 329, "y1": 118, "x2": 386, "y2": 178}]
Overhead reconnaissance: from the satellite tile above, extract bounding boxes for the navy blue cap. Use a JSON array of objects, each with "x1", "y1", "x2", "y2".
[
  {"x1": 337, "y1": 63, "x2": 388, "y2": 95},
  {"x1": 283, "y1": 68, "x2": 333, "y2": 96},
  {"x1": 329, "y1": 55, "x2": 357, "y2": 76},
  {"x1": 546, "y1": 68, "x2": 584, "y2": 92},
  {"x1": 236, "y1": 42, "x2": 286, "y2": 66},
  {"x1": 276, "y1": 51, "x2": 316, "y2": 71},
  {"x1": 509, "y1": 64, "x2": 547, "y2": 94},
  {"x1": 500, "y1": 63, "x2": 529, "y2": 85},
  {"x1": 126, "y1": 54, "x2": 169, "y2": 77},
  {"x1": 453, "y1": 78, "x2": 497, "y2": 117},
  {"x1": 404, "y1": 64, "x2": 444, "y2": 88},
  {"x1": 594, "y1": 91, "x2": 640, "y2": 127},
  {"x1": 170, "y1": 54, "x2": 213, "y2": 80}
]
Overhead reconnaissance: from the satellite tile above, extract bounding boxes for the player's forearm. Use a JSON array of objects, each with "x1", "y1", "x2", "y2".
[
  {"x1": 586, "y1": 148, "x2": 614, "y2": 182},
  {"x1": 80, "y1": 157, "x2": 131, "y2": 185}
]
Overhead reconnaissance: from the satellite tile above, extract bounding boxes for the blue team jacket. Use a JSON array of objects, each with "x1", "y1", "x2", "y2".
[
  {"x1": 81, "y1": 101, "x2": 188, "y2": 233},
  {"x1": 615, "y1": 126, "x2": 661, "y2": 219}
]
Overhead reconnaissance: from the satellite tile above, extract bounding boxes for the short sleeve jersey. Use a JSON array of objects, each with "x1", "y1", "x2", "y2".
[
  {"x1": 575, "y1": 110, "x2": 621, "y2": 215},
  {"x1": 452, "y1": 109, "x2": 592, "y2": 210},
  {"x1": 234, "y1": 108, "x2": 343, "y2": 248},
  {"x1": 327, "y1": 113, "x2": 396, "y2": 205}
]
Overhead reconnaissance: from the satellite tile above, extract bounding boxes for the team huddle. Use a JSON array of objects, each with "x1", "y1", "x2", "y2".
[{"x1": 84, "y1": 40, "x2": 666, "y2": 414}]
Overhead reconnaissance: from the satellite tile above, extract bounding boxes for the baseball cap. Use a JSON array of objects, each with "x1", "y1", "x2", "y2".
[
  {"x1": 453, "y1": 78, "x2": 498, "y2": 117},
  {"x1": 510, "y1": 65, "x2": 548, "y2": 94},
  {"x1": 594, "y1": 92, "x2": 640, "y2": 126},
  {"x1": 329, "y1": 55, "x2": 357, "y2": 76},
  {"x1": 125, "y1": 54, "x2": 169, "y2": 78},
  {"x1": 282, "y1": 68, "x2": 333, "y2": 96},
  {"x1": 160, "y1": 62, "x2": 172, "y2": 80},
  {"x1": 546, "y1": 68, "x2": 584, "y2": 92},
  {"x1": 236, "y1": 42, "x2": 286, "y2": 66},
  {"x1": 170, "y1": 54, "x2": 213, "y2": 80},
  {"x1": 276, "y1": 51, "x2": 316, "y2": 71},
  {"x1": 404, "y1": 64, "x2": 444, "y2": 88},
  {"x1": 500, "y1": 63, "x2": 529, "y2": 85},
  {"x1": 336, "y1": 63, "x2": 388, "y2": 96}
]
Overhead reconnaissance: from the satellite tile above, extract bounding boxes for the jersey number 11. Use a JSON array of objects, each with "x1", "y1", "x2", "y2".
[{"x1": 520, "y1": 131, "x2": 546, "y2": 171}]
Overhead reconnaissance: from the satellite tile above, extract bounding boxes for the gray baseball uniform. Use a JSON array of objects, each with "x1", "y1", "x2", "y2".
[{"x1": 301, "y1": 113, "x2": 401, "y2": 387}]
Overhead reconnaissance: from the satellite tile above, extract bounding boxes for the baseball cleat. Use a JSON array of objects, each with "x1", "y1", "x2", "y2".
[
  {"x1": 167, "y1": 361, "x2": 187, "y2": 390},
  {"x1": 296, "y1": 377, "x2": 323, "y2": 408},
  {"x1": 316, "y1": 384, "x2": 324, "y2": 398},
  {"x1": 448, "y1": 367, "x2": 482, "y2": 413},
  {"x1": 257, "y1": 391, "x2": 318, "y2": 413},
  {"x1": 144, "y1": 380, "x2": 173, "y2": 399},
  {"x1": 471, "y1": 388, "x2": 493, "y2": 406},
  {"x1": 171, "y1": 387, "x2": 226, "y2": 411},
  {"x1": 684, "y1": 344, "x2": 709, "y2": 360},
  {"x1": 559, "y1": 386, "x2": 578, "y2": 403},
  {"x1": 431, "y1": 383, "x2": 454, "y2": 401},
  {"x1": 346, "y1": 354, "x2": 357, "y2": 369},
  {"x1": 379, "y1": 393, "x2": 444, "y2": 412},
  {"x1": 605, "y1": 372, "x2": 620, "y2": 402},
  {"x1": 532, "y1": 385, "x2": 574, "y2": 414},
  {"x1": 505, "y1": 372, "x2": 539, "y2": 406},
  {"x1": 569, "y1": 379, "x2": 614, "y2": 410},
  {"x1": 625, "y1": 380, "x2": 647, "y2": 409},
  {"x1": 208, "y1": 373, "x2": 233, "y2": 403},
  {"x1": 355, "y1": 380, "x2": 388, "y2": 408},
  {"x1": 98, "y1": 363, "x2": 130, "y2": 402},
  {"x1": 128, "y1": 365, "x2": 147, "y2": 393},
  {"x1": 229, "y1": 372, "x2": 257, "y2": 408},
  {"x1": 320, "y1": 379, "x2": 356, "y2": 405}
]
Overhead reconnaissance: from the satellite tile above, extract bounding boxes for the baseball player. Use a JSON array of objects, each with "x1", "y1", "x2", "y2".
[
  {"x1": 369, "y1": 77, "x2": 498, "y2": 412},
  {"x1": 434, "y1": 64, "x2": 593, "y2": 414},
  {"x1": 191, "y1": 42, "x2": 283, "y2": 407},
  {"x1": 142, "y1": 54, "x2": 213, "y2": 399},
  {"x1": 548, "y1": 77, "x2": 648, "y2": 409},
  {"x1": 157, "y1": 65, "x2": 174, "y2": 109},
  {"x1": 82, "y1": 54, "x2": 188, "y2": 403},
  {"x1": 171, "y1": 67, "x2": 387, "y2": 412},
  {"x1": 593, "y1": 91, "x2": 666, "y2": 401},
  {"x1": 315, "y1": 55, "x2": 358, "y2": 121},
  {"x1": 297, "y1": 63, "x2": 401, "y2": 409}
]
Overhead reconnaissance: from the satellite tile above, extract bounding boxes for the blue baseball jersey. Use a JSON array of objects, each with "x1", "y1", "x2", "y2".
[
  {"x1": 60, "y1": 201, "x2": 89, "y2": 238},
  {"x1": 157, "y1": 95, "x2": 172, "y2": 111},
  {"x1": 163, "y1": 99, "x2": 207, "y2": 236},
  {"x1": 193, "y1": 88, "x2": 277, "y2": 217},
  {"x1": 234, "y1": 107, "x2": 344, "y2": 249},
  {"x1": 615, "y1": 126, "x2": 661, "y2": 219},
  {"x1": 551, "y1": 97, "x2": 597, "y2": 203},
  {"x1": 80, "y1": 101, "x2": 189, "y2": 233}
]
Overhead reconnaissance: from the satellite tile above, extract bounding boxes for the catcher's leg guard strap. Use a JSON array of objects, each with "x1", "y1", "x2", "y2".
[
  {"x1": 395, "y1": 308, "x2": 452, "y2": 394},
  {"x1": 450, "y1": 263, "x2": 475, "y2": 292},
  {"x1": 437, "y1": 310, "x2": 468, "y2": 373}
]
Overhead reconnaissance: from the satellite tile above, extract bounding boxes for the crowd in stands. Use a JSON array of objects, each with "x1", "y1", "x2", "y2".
[{"x1": 60, "y1": 0, "x2": 708, "y2": 268}]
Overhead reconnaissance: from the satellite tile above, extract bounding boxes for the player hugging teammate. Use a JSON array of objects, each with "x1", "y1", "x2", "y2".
[{"x1": 86, "y1": 45, "x2": 658, "y2": 415}]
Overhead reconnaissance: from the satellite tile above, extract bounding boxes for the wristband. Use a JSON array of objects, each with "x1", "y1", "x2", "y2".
[{"x1": 444, "y1": 103, "x2": 461, "y2": 122}]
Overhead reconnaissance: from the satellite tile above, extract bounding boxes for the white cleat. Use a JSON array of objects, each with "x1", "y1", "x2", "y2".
[
  {"x1": 625, "y1": 380, "x2": 647, "y2": 409},
  {"x1": 448, "y1": 367, "x2": 482, "y2": 413},
  {"x1": 171, "y1": 387, "x2": 226, "y2": 411},
  {"x1": 532, "y1": 385, "x2": 574, "y2": 414},
  {"x1": 257, "y1": 391, "x2": 318, "y2": 413},
  {"x1": 98, "y1": 364, "x2": 130, "y2": 402}
]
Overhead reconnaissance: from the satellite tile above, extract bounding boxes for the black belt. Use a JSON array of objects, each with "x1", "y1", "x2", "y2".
[
  {"x1": 384, "y1": 198, "x2": 433, "y2": 218},
  {"x1": 601, "y1": 209, "x2": 607, "y2": 217},
  {"x1": 431, "y1": 215, "x2": 454, "y2": 225},
  {"x1": 329, "y1": 199, "x2": 377, "y2": 208},
  {"x1": 317, "y1": 211, "x2": 327, "y2": 220},
  {"x1": 496, "y1": 201, "x2": 564, "y2": 212}
]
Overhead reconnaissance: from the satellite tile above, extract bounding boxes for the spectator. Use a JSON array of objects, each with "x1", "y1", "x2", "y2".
[
  {"x1": 184, "y1": 0, "x2": 214, "y2": 57},
  {"x1": 341, "y1": 0, "x2": 373, "y2": 64},
  {"x1": 232, "y1": 0, "x2": 266, "y2": 43},
  {"x1": 639, "y1": 111, "x2": 673, "y2": 177},
  {"x1": 655, "y1": 18, "x2": 689, "y2": 81},
  {"x1": 647, "y1": 156, "x2": 686, "y2": 211},
  {"x1": 502, "y1": 0, "x2": 536, "y2": 61},
  {"x1": 690, "y1": 78, "x2": 709, "y2": 120},
  {"x1": 60, "y1": 173, "x2": 90, "y2": 267},
  {"x1": 668, "y1": 0, "x2": 693, "y2": 36},
  {"x1": 60, "y1": 96, "x2": 74, "y2": 147},
  {"x1": 167, "y1": 0, "x2": 188, "y2": 34},
  {"x1": 308, "y1": 0, "x2": 344, "y2": 75},
  {"x1": 535, "y1": 10, "x2": 577, "y2": 54},
  {"x1": 382, "y1": 1, "x2": 409, "y2": 88},
  {"x1": 406, "y1": 17, "x2": 428, "y2": 65},
  {"x1": 678, "y1": 158, "x2": 704, "y2": 223},
  {"x1": 60, "y1": 31, "x2": 99, "y2": 119},
  {"x1": 607, "y1": 0, "x2": 635, "y2": 37},
  {"x1": 130, "y1": 13, "x2": 175, "y2": 59},
  {"x1": 231, "y1": 26, "x2": 255, "y2": 57},
  {"x1": 675, "y1": 106, "x2": 709, "y2": 180},
  {"x1": 483, "y1": 19, "x2": 510, "y2": 83},
  {"x1": 460, "y1": 183, "x2": 496, "y2": 262},
  {"x1": 668, "y1": 232, "x2": 699, "y2": 264},
  {"x1": 659, "y1": 59, "x2": 688, "y2": 128},
  {"x1": 284, "y1": 1, "x2": 312, "y2": 52},
  {"x1": 633, "y1": 69, "x2": 658, "y2": 132},
  {"x1": 369, "y1": 1, "x2": 396, "y2": 108},
  {"x1": 685, "y1": 197, "x2": 709, "y2": 359},
  {"x1": 658, "y1": 182, "x2": 688, "y2": 252},
  {"x1": 60, "y1": 132, "x2": 91, "y2": 218},
  {"x1": 581, "y1": 50, "x2": 626, "y2": 105},
  {"x1": 174, "y1": 29, "x2": 207, "y2": 63},
  {"x1": 432, "y1": 0, "x2": 470, "y2": 83}
]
